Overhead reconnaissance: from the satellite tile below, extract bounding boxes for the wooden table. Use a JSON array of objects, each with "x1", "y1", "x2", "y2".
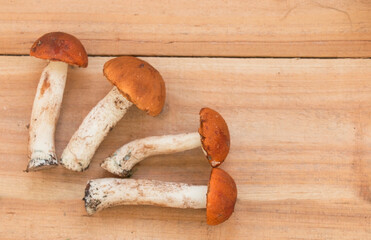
[{"x1": 1, "y1": 1, "x2": 371, "y2": 239}]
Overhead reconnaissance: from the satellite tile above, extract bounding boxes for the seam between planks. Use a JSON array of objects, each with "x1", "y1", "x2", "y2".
[{"x1": 0, "y1": 54, "x2": 370, "y2": 59}]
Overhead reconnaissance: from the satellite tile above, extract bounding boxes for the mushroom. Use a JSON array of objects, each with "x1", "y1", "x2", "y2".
[
  {"x1": 27, "y1": 32, "x2": 88, "y2": 171},
  {"x1": 83, "y1": 168, "x2": 237, "y2": 225},
  {"x1": 101, "y1": 108, "x2": 230, "y2": 177},
  {"x1": 60, "y1": 56, "x2": 166, "y2": 172}
]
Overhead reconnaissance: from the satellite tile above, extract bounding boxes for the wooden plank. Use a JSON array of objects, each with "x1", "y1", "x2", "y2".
[
  {"x1": 0, "y1": 0, "x2": 370, "y2": 57},
  {"x1": 0, "y1": 56, "x2": 371, "y2": 239}
]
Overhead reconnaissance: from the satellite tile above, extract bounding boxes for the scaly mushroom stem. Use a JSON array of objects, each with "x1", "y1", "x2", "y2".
[
  {"x1": 27, "y1": 61, "x2": 68, "y2": 171},
  {"x1": 84, "y1": 178, "x2": 207, "y2": 215},
  {"x1": 101, "y1": 133, "x2": 201, "y2": 177},
  {"x1": 60, "y1": 87, "x2": 133, "y2": 171}
]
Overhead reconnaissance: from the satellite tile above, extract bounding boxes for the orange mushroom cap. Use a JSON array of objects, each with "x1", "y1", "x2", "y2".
[
  {"x1": 103, "y1": 56, "x2": 166, "y2": 116},
  {"x1": 199, "y1": 108, "x2": 230, "y2": 167},
  {"x1": 206, "y1": 168, "x2": 237, "y2": 225},
  {"x1": 30, "y1": 32, "x2": 88, "y2": 67}
]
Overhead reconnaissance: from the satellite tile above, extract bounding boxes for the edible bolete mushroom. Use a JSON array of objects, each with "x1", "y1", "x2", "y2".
[
  {"x1": 60, "y1": 56, "x2": 165, "y2": 171},
  {"x1": 83, "y1": 168, "x2": 237, "y2": 225},
  {"x1": 101, "y1": 108, "x2": 229, "y2": 177},
  {"x1": 27, "y1": 32, "x2": 88, "y2": 171}
]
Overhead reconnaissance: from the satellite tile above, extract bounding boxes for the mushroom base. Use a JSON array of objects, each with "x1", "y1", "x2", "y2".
[
  {"x1": 84, "y1": 178, "x2": 207, "y2": 215},
  {"x1": 27, "y1": 154, "x2": 58, "y2": 172}
]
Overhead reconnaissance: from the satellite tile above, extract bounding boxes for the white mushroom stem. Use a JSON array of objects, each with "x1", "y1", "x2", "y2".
[
  {"x1": 101, "y1": 132, "x2": 201, "y2": 177},
  {"x1": 60, "y1": 87, "x2": 133, "y2": 171},
  {"x1": 27, "y1": 61, "x2": 68, "y2": 171},
  {"x1": 84, "y1": 178, "x2": 207, "y2": 215}
]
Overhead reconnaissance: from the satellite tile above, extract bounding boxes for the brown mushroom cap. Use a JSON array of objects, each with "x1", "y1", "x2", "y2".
[
  {"x1": 206, "y1": 168, "x2": 237, "y2": 225},
  {"x1": 30, "y1": 32, "x2": 88, "y2": 67},
  {"x1": 103, "y1": 56, "x2": 166, "y2": 116},
  {"x1": 199, "y1": 108, "x2": 230, "y2": 167}
]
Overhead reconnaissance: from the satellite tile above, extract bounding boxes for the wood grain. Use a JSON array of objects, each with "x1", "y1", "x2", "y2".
[
  {"x1": 0, "y1": 0, "x2": 370, "y2": 57},
  {"x1": 0, "y1": 56, "x2": 370, "y2": 239}
]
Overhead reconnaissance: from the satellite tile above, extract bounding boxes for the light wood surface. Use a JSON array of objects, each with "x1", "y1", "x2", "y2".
[
  {"x1": 0, "y1": 0, "x2": 370, "y2": 57},
  {"x1": 0, "y1": 56, "x2": 370, "y2": 239}
]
